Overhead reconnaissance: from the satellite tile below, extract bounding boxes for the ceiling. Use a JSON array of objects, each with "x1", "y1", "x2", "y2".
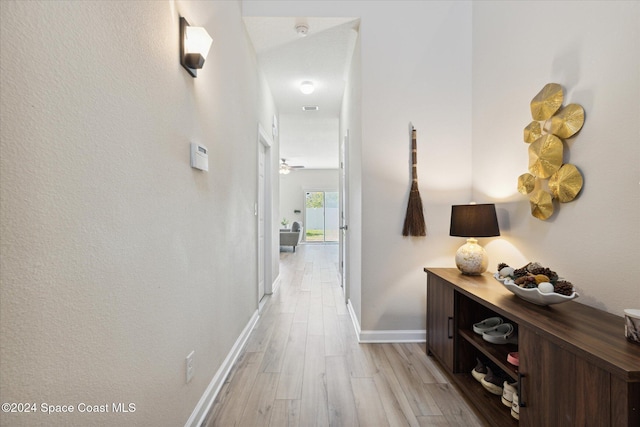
[{"x1": 243, "y1": 17, "x2": 359, "y2": 169}]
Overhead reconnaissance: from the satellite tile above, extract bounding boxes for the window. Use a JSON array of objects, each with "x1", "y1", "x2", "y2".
[{"x1": 305, "y1": 191, "x2": 339, "y2": 242}]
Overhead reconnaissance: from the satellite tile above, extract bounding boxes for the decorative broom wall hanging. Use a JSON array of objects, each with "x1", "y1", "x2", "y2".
[{"x1": 402, "y1": 124, "x2": 427, "y2": 236}]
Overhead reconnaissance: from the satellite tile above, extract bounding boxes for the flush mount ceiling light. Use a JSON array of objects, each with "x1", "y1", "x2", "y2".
[
  {"x1": 300, "y1": 81, "x2": 315, "y2": 94},
  {"x1": 180, "y1": 17, "x2": 213, "y2": 78}
]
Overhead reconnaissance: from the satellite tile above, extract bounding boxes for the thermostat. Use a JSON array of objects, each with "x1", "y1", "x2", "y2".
[{"x1": 190, "y1": 143, "x2": 208, "y2": 171}]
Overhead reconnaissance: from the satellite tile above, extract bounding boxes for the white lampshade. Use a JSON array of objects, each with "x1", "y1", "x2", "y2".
[{"x1": 185, "y1": 26, "x2": 213, "y2": 60}]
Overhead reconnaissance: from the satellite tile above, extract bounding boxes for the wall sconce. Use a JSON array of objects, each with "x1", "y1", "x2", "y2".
[
  {"x1": 450, "y1": 203, "x2": 500, "y2": 275},
  {"x1": 180, "y1": 17, "x2": 213, "y2": 78}
]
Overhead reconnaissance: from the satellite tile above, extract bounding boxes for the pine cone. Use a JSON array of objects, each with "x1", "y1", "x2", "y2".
[
  {"x1": 529, "y1": 266, "x2": 559, "y2": 282},
  {"x1": 554, "y1": 280, "x2": 574, "y2": 296},
  {"x1": 513, "y1": 267, "x2": 529, "y2": 279},
  {"x1": 515, "y1": 275, "x2": 536, "y2": 287}
]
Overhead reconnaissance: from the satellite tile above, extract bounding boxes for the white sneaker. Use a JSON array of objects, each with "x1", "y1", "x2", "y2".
[
  {"x1": 501, "y1": 380, "x2": 518, "y2": 407},
  {"x1": 511, "y1": 392, "x2": 520, "y2": 420}
]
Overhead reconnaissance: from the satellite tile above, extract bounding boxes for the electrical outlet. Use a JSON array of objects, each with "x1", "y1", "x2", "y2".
[{"x1": 186, "y1": 351, "x2": 195, "y2": 383}]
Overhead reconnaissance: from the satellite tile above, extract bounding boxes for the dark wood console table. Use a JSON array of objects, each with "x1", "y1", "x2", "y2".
[{"x1": 425, "y1": 268, "x2": 639, "y2": 426}]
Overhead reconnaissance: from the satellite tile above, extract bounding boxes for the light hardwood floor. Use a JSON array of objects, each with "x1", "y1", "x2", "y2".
[{"x1": 202, "y1": 244, "x2": 485, "y2": 427}]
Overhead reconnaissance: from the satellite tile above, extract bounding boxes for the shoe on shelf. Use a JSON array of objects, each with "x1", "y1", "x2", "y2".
[
  {"x1": 501, "y1": 380, "x2": 518, "y2": 407},
  {"x1": 482, "y1": 323, "x2": 518, "y2": 345},
  {"x1": 473, "y1": 316, "x2": 504, "y2": 335},
  {"x1": 511, "y1": 392, "x2": 520, "y2": 420},
  {"x1": 471, "y1": 357, "x2": 487, "y2": 382},
  {"x1": 480, "y1": 366, "x2": 505, "y2": 395},
  {"x1": 507, "y1": 351, "x2": 519, "y2": 366}
]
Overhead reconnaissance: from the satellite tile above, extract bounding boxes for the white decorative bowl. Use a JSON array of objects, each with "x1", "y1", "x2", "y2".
[
  {"x1": 624, "y1": 309, "x2": 640, "y2": 344},
  {"x1": 494, "y1": 274, "x2": 579, "y2": 306},
  {"x1": 493, "y1": 273, "x2": 508, "y2": 283}
]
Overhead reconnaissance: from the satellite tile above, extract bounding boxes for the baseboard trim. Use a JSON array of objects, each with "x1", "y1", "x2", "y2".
[
  {"x1": 346, "y1": 298, "x2": 362, "y2": 338},
  {"x1": 270, "y1": 274, "x2": 281, "y2": 295},
  {"x1": 358, "y1": 329, "x2": 426, "y2": 343},
  {"x1": 185, "y1": 309, "x2": 260, "y2": 427},
  {"x1": 346, "y1": 299, "x2": 426, "y2": 343}
]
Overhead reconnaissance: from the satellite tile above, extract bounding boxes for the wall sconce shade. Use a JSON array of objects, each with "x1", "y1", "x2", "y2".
[
  {"x1": 450, "y1": 204, "x2": 500, "y2": 275},
  {"x1": 180, "y1": 17, "x2": 213, "y2": 78}
]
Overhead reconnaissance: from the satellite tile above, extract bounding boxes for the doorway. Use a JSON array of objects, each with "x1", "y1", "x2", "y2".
[{"x1": 257, "y1": 125, "x2": 273, "y2": 305}]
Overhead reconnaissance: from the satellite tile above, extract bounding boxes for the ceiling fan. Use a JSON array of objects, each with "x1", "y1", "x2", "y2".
[{"x1": 279, "y1": 158, "x2": 304, "y2": 174}]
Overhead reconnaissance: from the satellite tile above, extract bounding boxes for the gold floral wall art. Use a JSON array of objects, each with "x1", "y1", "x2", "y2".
[{"x1": 518, "y1": 83, "x2": 585, "y2": 220}]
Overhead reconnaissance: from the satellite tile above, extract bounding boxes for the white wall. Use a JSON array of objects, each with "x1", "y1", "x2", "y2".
[
  {"x1": 357, "y1": 2, "x2": 472, "y2": 334},
  {"x1": 279, "y1": 169, "x2": 339, "y2": 228},
  {"x1": 471, "y1": 0, "x2": 640, "y2": 315},
  {"x1": 279, "y1": 114, "x2": 340, "y2": 169},
  {"x1": 0, "y1": 1, "x2": 276, "y2": 425}
]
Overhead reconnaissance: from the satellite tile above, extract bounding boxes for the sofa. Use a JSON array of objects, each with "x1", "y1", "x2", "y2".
[{"x1": 280, "y1": 221, "x2": 303, "y2": 252}]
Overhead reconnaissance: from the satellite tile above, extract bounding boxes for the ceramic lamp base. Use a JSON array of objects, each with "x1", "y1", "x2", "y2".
[{"x1": 455, "y1": 238, "x2": 488, "y2": 275}]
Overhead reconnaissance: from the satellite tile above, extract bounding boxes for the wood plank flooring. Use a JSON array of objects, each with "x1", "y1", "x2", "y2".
[{"x1": 202, "y1": 244, "x2": 485, "y2": 427}]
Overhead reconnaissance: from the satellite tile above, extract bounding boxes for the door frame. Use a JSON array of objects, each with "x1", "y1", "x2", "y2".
[
  {"x1": 257, "y1": 124, "x2": 273, "y2": 303},
  {"x1": 339, "y1": 130, "x2": 349, "y2": 301}
]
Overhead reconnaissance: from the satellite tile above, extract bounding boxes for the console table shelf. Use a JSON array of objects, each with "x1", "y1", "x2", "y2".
[
  {"x1": 453, "y1": 372, "x2": 518, "y2": 426},
  {"x1": 425, "y1": 268, "x2": 640, "y2": 427},
  {"x1": 458, "y1": 328, "x2": 519, "y2": 379}
]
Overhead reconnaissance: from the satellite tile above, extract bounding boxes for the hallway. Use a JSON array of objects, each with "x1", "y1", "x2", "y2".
[{"x1": 203, "y1": 244, "x2": 484, "y2": 426}]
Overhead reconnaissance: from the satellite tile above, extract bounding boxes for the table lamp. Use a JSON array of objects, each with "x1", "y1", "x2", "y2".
[{"x1": 449, "y1": 203, "x2": 500, "y2": 275}]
